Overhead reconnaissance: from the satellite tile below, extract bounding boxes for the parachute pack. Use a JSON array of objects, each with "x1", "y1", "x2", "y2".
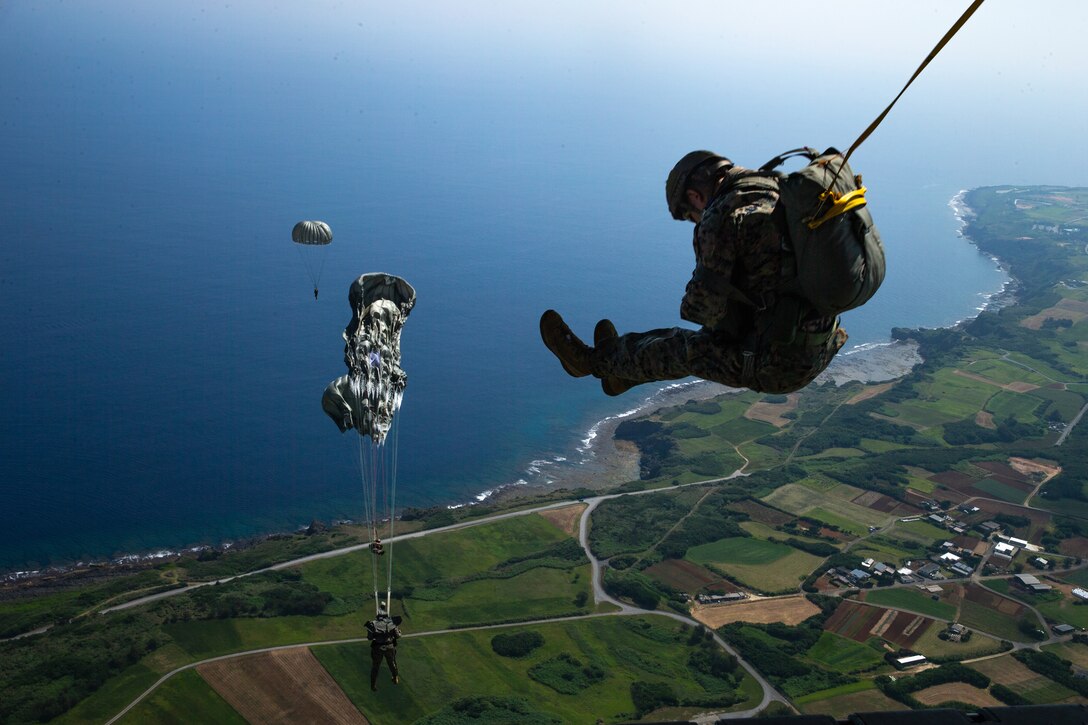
[
  {"x1": 366, "y1": 616, "x2": 399, "y2": 647},
  {"x1": 759, "y1": 147, "x2": 886, "y2": 317}
]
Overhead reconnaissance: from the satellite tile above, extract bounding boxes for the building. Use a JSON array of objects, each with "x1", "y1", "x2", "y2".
[
  {"x1": 978, "y1": 521, "x2": 1002, "y2": 535},
  {"x1": 891, "y1": 653, "x2": 928, "y2": 669},
  {"x1": 1074, "y1": 588, "x2": 1088, "y2": 602},
  {"x1": 950, "y1": 563, "x2": 974, "y2": 578},
  {"x1": 1034, "y1": 557, "x2": 1051, "y2": 569},
  {"x1": 1012, "y1": 573, "x2": 1052, "y2": 594},
  {"x1": 917, "y1": 563, "x2": 942, "y2": 579},
  {"x1": 993, "y1": 542, "x2": 1018, "y2": 559},
  {"x1": 849, "y1": 569, "x2": 871, "y2": 584},
  {"x1": 1053, "y1": 624, "x2": 1076, "y2": 635}
]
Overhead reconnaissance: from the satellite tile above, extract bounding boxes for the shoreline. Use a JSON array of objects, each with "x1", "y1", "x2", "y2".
[{"x1": 1, "y1": 190, "x2": 1014, "y2": 582}]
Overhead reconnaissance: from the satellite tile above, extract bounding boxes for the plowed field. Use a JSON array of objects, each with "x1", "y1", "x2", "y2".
[
  {"x1": 912, "y1": 683, "x2": 1001, "y2": 708},
  {"x1": 691, "y1": 595, "x2": 819, "y2": 628},
  {"x1": 197, "y1": 647, "x2": 367, "y2": 725}
]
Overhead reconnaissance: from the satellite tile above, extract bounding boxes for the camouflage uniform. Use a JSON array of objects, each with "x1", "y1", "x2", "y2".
[
  {"x1": 595, "y1": 166, "x2": 847, "y2": 394},
  {"x1": 367, "y1": 615, "x2": 401, "y2": 689}
]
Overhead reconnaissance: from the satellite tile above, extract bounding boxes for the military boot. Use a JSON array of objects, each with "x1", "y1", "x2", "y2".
[
  {"x1": 594, "y1": 319, "x2": 636, "y2": 397},
  {"x1": 540, "y1": 310, "x2": 594, "y2": 377}
]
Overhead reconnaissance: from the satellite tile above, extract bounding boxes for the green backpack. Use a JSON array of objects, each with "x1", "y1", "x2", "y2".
[{"x1": 759, "y1": 146, "x2": 886, "y2": 317}]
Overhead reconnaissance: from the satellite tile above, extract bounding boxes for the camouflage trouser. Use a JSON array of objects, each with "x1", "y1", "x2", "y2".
[
  {"x1": 370, "y1": 645, "x2": 398, "y2": 686},
  {"x1": 593, "y1": 325, "x2": 848, "y2": 394}
]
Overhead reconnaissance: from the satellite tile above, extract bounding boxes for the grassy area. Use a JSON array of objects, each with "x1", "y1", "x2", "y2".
[
  {"x1": 314, "y1": 616, "x2": 761, "y2": 724},
  {"x1": 793, "y1": 679, "x2": 876, "y2": 705},
  {"x1": 970, "y1": 654, "x2": 1080, "y2": 704},
  {"x1": 985, "y1": 390, "x2": 1044, "y2": 420},
  {"x1": 687, "y1": 538, "x2": 822, "y2": 593},
  {"x1": 1043, "y1": 641, "x2": 1088, "y2": 670},
  {"x1": 973, "y1": 478, "x2": 1028, "y2": 503},
  {"x1": 53, "y1": 663, "x2": 165, "y2": 725},
  {"x1": 863, "y1": 589, "x2": 955, "y2": 620},
  {"x1": 739, "y1": 521, "x2": 837, "y2": 549},
  {"x1": 911, "y1": 623, "x2": 1006, "y2": 661},
  {"x1": 116, "y1": 669, "x2": 244, "y2": 725},
  {"x1": 957, "y1": 599, "x2": 1027, "y2": 642},
  {"x1": 798, "y1": 686, "x2": 901, "y2": 717},
  {"x1": 805, "y1": 632, "x2": 884, "y2": 673},
  {"x1": 761, "y1": 484, "x2": 888, "y2": 531},
  {"x1": 892, "y1": 519, "x2": 951, "y2": 545},
  {"x1": 806, "y1": 508, "x2": 869, "y2": 537}
]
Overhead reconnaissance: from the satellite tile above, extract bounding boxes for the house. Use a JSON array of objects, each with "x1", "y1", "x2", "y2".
[
  {"x1": 950, "y1": 563, "x2": 974, "y2": 578},
  {"x1": 938, "y1": 552, "x2": 961, "y2": 564},
  {"x1": 861, "y1": 558, "x2": 875, "y2": 569},
  {"x1": 873, "y1": 562, "x2": 894, "y2": 576},
  {"x1": 978, "y1": 521, "x2": 1002, "y2": 535},
  {"x1": 947, "y1": 622, "x2": 970, "y2": 642},
  {"x1": 917, "y1": 563, "x2": 942, "y2": 579},
  {"x1": 993, "y1": 542, "x2": 1018, "y2": 559},
  {"x1": 849, "y1": 569, "x2": 871, "y2": 583},
  {"x1": 928, "y1": 514, "x2": 947, "y2": 526}
]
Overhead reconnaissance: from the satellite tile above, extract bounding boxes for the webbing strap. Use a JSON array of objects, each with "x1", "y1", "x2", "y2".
[
  {"x1": 837, "y1": 0, "x2": 986, "y2": 176},
  {"x1": 808, "y1": 186, "x2": 868, "y2": 230}
]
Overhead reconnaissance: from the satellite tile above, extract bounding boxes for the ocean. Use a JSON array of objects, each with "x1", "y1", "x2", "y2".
[{"x1": 5, "y1": 2, "x2": 1080, "y2": 572}]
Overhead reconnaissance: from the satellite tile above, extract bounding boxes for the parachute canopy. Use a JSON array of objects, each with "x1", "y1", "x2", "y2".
[
  {"x1": 292, "y1": 220, "x2": 333, "y2": 245},
  {"x1": 322, "y1": 273, "x2": 416, "y2": 443}
]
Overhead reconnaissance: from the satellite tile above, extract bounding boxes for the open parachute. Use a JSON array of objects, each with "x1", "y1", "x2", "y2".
[
  {"x1": 322, "y1": 273, "x2": 415, "y2": 614},
  {"x1": 292, "y1": 220, "x2": 333, "y2": 299}
]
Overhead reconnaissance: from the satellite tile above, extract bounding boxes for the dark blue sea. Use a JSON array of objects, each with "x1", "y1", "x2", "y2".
[{"x1": 2, "y1": 2, "x2": 1082, "y2": 571}]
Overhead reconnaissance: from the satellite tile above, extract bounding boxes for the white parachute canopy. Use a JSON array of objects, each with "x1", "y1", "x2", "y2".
[{"x1": 322, "y1": 273, "x2": 416, "y2": 443}]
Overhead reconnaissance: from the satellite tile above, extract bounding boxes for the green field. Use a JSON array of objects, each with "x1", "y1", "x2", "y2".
[
  {"x1": 117, "y1": 669, "x2": 244, "y2": 725},
  {"x1": 957, "y1": 600, "x2": 1028, "y2": 642},
  {"x1": 985, "y1": 390, "x2": 1044, "y2": 420},
  {"x1": 761, "y1": 484, "x2": 888, "y2": 532},
  {"x1": 806, "y1": 508, "x2": 868, "y2": 537},
  {"x1": 793, "y1": 679, "x2": 876, "y2": 705},
  {"x1": 973, "y1": 478, "x2": 1028, "y2": 503},
  {"x1": 963, "y1": 359, "x2": 1047, "y2": 385},
  {"x1": 910, "y1": 623, "x2": 1006, "y2": 661},
  {"x1": 711, "y1": 417, "x2": 777, "y2": 444},
  {"x1": 863, "y1": 589, "x2": 955, "y2": 620},
  {"x1": 740, "y1": 521, "x2": 837, "y2": 550},
  {"x1": 805, "y1": 632, "x2": 884, "y2": 673},
  {"x1": 892, "y1": 519, "x2": 950, "y2": 545},
  {"x1": 315, "y1": 616, "x2": 761, "y2": 724},
  {"x1": 798, "y1": 686, "x2": 901, "y2": 717},
  {"x1": 686, "y1": 538, "x2": 822, "y2": 593}
]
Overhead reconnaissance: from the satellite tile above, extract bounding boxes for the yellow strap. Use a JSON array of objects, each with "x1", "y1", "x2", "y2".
[{"x1": 807, "y1": 187, "x2": 868, "y2": 230}]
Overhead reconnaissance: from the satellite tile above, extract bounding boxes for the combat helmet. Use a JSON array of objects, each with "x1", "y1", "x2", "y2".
[{"x1": 665, "y1": 150, "x2": 732, "y2": 220}]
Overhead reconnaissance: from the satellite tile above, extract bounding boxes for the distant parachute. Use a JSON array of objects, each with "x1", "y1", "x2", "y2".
[
  {"x1": 291, "y1": 220, "x2": 333, "y2": 299},
  {"x1": 322, "y1": 273, "x2": 415, "y2": 615}
]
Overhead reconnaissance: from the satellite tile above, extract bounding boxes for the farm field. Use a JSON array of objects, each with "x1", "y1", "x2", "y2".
[
  {"x1": 686, "y1": 538, "x2": 822, "y2": 593},
  {"x1": 797, "y1": 684, "x2": 901, "y2": 717},
  {"x1": 892, "y1": 519, "x2": 951, "y2": 545},
  {"x1": 739, "y1": 521, "x2": 836, "y2": 549},
  {"x1": 912, "y1": 682, "x2": 1001, "y2": 708},
  {"x1": 805, "y1": 631, "x2": 884, "y2": 673},
  {"x1": 315, "y1": 616, "x2": 762, "y2": 724},
  {"x1": 1043, "y1": 642, "x2": 1088, "y2": 670},
  {"x1": 760, "y1": 484, "x2": 889, "y2": 531},
  {"x1": 195, "y1": 648, "x2": 364, "y2": 725},
  {"x1": 644, "y1": 559, "x2": 732, "y2": 595},
  {"x1": 970, "y1": 655, "x2": 1080, "y2": 704},
  {"x1": 116, "y1": 669, "x2": 245, "y2": 725},
  {"x1": 957, "y1": 600, "x2": 1027, "y2": 643},
  {"x1": 690, "y1": 596, "x2": 820, "y2": 629},
  {"x1": 861, "y1": 589, "x2": 956, "y2": 621},
  {"x1": 908, "y1": 622, "x2": 1005, "y2": 661}
]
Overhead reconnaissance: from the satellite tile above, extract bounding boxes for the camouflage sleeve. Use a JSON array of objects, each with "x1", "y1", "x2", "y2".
[{"x1": 680, "y1": 200, "x2": 738, "y2": 328}]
